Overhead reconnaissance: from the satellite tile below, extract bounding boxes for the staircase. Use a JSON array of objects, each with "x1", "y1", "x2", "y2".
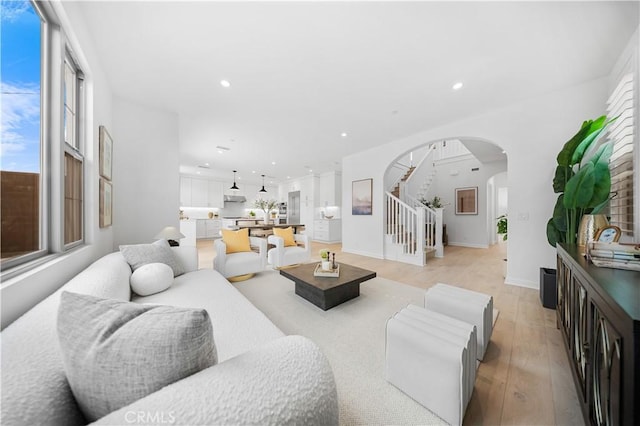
[
  {"x1": 390, "y1": 166, "x2": 416, "y2": 198},
  {"x1": 385, "y1": 192, "x2": 443, "y2": 266}
]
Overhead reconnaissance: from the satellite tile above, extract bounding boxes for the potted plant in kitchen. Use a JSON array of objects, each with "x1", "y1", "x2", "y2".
[
  {"x1": 248, "y1": 210, "x2": 256, "y2": 218},
  {"x1": 254, "y1": 198, "x2": 278, "y2": 224}
]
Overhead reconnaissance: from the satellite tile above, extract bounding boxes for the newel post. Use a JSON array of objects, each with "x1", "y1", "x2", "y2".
[{"x1": 435, "y1": 208, "x2": 444, "y2": 258}]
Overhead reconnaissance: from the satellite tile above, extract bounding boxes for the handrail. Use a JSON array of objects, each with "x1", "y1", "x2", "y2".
[{"x1": 405, "y1": 144, "x2": 437, "y2": 185}]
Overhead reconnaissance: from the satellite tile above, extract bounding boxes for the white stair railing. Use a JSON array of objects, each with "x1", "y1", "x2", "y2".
[
  {"x1": 386, "y1": 192, "x2": 423, "y2": 257},
  {"x1": 388, "y1": 192, "x2": 444, "y2": 258}
]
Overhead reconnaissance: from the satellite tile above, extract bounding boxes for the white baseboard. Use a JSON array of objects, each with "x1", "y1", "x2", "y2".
[
  {"x1": 447, "y1": 242, "x2": 490, "y2": 249},
  {"x1": 341, "y1": 247, "x2": 385, "y2": 259},
  {"x1": 504, "y1": 275, "x2": 539, "y2": 290}
]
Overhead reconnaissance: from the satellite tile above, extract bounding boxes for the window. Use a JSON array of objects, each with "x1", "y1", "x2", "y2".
[
  {"x1": 1, "y1": 0, "x2": 44, "y2": 266},
  {"x1": 63, "y1": 53, "x2": 84, "y2": 248},
  {"x1": 1, "y1": 0, "x2": 85, "y2": 271},
  {"x1": 607, "y1": 73, "x2": 635, "y2": 238}
]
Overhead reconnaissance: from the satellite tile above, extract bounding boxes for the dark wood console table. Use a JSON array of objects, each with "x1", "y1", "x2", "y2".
[{"x1": 556, "y1": 244, "x2": 639, "y2": 426}]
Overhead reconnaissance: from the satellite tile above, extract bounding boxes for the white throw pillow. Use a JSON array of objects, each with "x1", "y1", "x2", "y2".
[
  {"x1": 57, "y1": 291, "x2": 217, "y2": 422},
  {"x1": 130, "y1": 262, "x2": 174, "y2": 296}
]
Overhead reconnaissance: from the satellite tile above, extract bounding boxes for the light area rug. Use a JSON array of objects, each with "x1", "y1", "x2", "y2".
[{"x1": 234, "y1": 269, "x2": 458, "y2": 425}]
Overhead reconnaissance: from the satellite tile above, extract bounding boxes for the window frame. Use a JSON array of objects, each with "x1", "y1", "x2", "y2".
[{"x1": 0, "y1": 0, "x2": 86, "y2": 274}]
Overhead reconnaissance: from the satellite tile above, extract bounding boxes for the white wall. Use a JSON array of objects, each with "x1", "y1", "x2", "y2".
[
  {"x1": 112, "y1": 98, "x2": 180, "y2": 246},
  {"x1": 1, "y1": 2, "x2": 114, "y2": 329},
  {"x1": 343, "y1": 77, "x2": 609, "y2": 288},
  {"x1": 432, "y1": 155, "x2": 507, "y2": 248}
]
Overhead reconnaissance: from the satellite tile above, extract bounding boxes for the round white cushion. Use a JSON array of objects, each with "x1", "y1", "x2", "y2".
[{"x1": 130, "y1": 263, "x2": 174, "y2": 296}]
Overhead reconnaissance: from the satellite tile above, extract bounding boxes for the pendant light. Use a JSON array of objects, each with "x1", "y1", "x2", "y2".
[
  {"x1": 230, "y1": 170, "x2": 239, "y2": 191},
  {"x1": 259, "y1": 174, "x2": 267, "y2": 193}
]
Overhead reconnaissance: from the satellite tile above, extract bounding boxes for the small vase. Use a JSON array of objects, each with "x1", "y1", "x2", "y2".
[
  {"x1": 577, "y1": 214, "x2": 609, "y2": 255},
  {"x1": 322, "y1": 260, "x2": 331, "y2": 271}
]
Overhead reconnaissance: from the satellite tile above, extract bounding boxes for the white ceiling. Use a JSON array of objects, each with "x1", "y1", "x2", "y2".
[{"x1": 77, "y1": 1, "x2": 638, "y2": 184}]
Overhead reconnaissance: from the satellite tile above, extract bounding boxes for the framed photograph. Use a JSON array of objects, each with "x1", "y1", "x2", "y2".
[
  {"x1": 99, "y1": 178, "x2": 113, "y2": 228},
  {"x1": 455, "y1": 187, "x2": 478, "y2": 215},
  {"x1": 594, "y1": 225, "x2": 621, "y2": 243},
  {"x1": 99, "y1": 125, "x2": 113, "y2": 180},
  {"x1": 352, "y1": 178, "x2": 372, "y2": 215}
]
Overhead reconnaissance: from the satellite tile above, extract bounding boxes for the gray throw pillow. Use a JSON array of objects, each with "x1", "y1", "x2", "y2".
[
  {"x1": 120, "y1": 239, "x2": 185, "y2": 276},
  {"x1": 57, "y1": 291, "x2": 217, "y2": 422}
]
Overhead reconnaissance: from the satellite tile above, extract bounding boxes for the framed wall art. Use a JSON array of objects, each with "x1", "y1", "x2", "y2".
[
  {"x1": 352, "y1": 178, "x2": 372, "y2": 215},
  {"x1": 99, "y1": 125, "x2": 113, "y2": 180},
  {"x1": 99, "y1": 178, "x2": 113, "y2": 228},
  {"x1": 455, "y1": 186, "x2": 478, "y2": 215}
]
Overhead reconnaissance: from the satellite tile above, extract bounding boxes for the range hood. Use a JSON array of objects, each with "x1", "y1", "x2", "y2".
[{"x1": 224, "y1": 195, "x2": 247, "y2": 203}]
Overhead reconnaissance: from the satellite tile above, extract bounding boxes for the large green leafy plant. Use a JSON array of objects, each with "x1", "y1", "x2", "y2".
[{"x1": 547, "y1": 115, "x2": 615, "y2": 247}]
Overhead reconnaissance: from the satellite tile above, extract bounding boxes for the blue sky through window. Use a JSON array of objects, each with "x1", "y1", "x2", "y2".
[{"x1": 1, "y1": 0, "x2": 41, "y2": 173}]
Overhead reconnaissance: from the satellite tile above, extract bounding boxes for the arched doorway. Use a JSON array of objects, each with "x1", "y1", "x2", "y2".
[{"x1": 383, "y1": 137, "x2": 508, "y2": 263}]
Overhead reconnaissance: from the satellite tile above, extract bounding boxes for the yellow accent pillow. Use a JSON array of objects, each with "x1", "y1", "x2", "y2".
[
  {"x1": 273, "y1": 227, "x2": 297, "y2": 247},
  {"x1": 221, "y1": 228, "x2": 251, "y2": 254}
]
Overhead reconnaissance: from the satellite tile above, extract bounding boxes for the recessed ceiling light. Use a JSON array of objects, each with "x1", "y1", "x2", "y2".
[
  {"x1": 196, "y1": 171, "x2": 201, "y2": 175},
  {"x1": 286, "y1": 176, "x2": 291, "y2": 179},
  {"x1": 252, "y1": 170, "x2": 256, "y2": 174},
  {"x1": 204, "y1": 163, "x2": 209, "y2": 167},
  {"x1": 452, "y1": 82, "x2": 463, "y2": 90},
  {"x1": 502, "y1": 150, "x2": 507, "y2": 154},
  {"x1": 341, "y1": 132, "x2": 348, "y2": 137},
  {"x1": 309, "y1": 169, "x2": 313, "y2": 173},
  {"x1": 218, "y1": 150, "x2": 223, "y2": 154},
  {"x1": 220, "y1": 80, "x2": 231, "y2": 88},
  {"x1": 271, "y1": 161, "x2": 276, "y2": 165}
]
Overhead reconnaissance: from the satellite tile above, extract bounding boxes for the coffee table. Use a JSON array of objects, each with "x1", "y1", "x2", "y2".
[{"x1": 279, "y1": 263, "x2": 376, "y2": 310}]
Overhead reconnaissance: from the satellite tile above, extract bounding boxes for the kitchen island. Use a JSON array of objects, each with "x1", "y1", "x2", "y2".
[{"x1": 232, "y1": 223, "x2": 306, "y2": 237}]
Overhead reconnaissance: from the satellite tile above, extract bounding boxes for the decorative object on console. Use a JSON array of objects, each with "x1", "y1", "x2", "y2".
[
  {"x1": 99, "y1": 178, "x2": 112, "y2": 228},
  {"x1": 230, "y1": 170, "x2": 239, "y2": 191},
  {"x1": 546, "y1": 115, "x2": 616, "y2": 248},
  {"x1": 57, "y1": 291, "x2": 217, "y2": 422},
  {"x1": 588, "y1": 241, "x2": 640, "y2": 271},
  {"x1": 455, "y1": 187, "x2": 478, "y2": 215},
  {"x1": 594, "y1": 225, "x2": 622, "y2": 243},
  {"x1": 576, "y1": 214, "x2": 609, "y2": 255},
  {"x1": 352, "y1": 178, "x2": 373, "y2": 215},
  {"x1": 98, "y1": 125, "x2": 113, "y2": 180},
  {"x1": 154, "y1": 226, "x2": 186, "y2": 247}
]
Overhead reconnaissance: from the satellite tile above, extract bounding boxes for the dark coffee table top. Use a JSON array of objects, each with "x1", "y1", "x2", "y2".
[{"x1": 280, "y1": 262, "x2": 376, "y2": 290}]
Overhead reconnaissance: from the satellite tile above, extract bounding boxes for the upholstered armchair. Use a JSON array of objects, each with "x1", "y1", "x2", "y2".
[
  {"x1": 214, "y1": 236, "x2": 267, "y2": 281},
  {"x1": 267, "y1": 233, "x2": 311, "y2": 269}
]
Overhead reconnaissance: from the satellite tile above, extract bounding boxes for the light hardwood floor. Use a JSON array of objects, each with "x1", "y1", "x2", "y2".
[{"x1": 197, "y1": 239, "x2": 585, "y2": 426}]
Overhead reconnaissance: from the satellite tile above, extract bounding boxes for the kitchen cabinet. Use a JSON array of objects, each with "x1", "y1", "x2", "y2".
[
  {"x1": 191, "y1": 178, "x2": 208, "y2": 207},
  {"x1": 313, "y1": 219, "x2": 341, "y2": 243},
  {"x1": 179, "y1": 220, "x2": 196, "y2": 247},
  {"x1": 180, "y1": 177, "x2": 192, "y2": 206},
  {"x1": 205, "y1": 219, "x2": 221, "y2": 238},
  {"x1": 207, "y1": 181, "x2": 224, "y2": 208},
  {"x1": 319, "y1": 171, "x2": 342, "y2": 207},
  {"x1": 180, "y1": 176, "x2": 226, "y2": 208},
  {"x1": 556, "y1": 244, "x2": 639, "y2": 426},
  {"x1": 195, "y1": 219, "x2": 222, "y2": 239}
]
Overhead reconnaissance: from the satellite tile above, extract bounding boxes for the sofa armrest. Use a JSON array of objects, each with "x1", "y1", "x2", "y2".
[
  {"x1": 213, "y1": 239, "x2": 227, "y2": 274},
  {"x1": 93, "y1": 335, "x2": 338, "y2": 426}
]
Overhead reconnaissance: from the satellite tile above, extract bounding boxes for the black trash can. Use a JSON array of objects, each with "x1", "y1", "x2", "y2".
[{"x1": 539, "y1": 268, "x2": 557, "y2": 309}]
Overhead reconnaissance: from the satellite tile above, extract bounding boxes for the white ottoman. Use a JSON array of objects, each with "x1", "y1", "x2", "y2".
[
  {"x1": 385, "y1": 305, "x2": 476, "y2": 426},
  {"x1": 425, "y1": 283, "x2": 493, "y2": 360}
]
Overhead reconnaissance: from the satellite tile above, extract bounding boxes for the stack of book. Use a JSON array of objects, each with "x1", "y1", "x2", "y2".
[{"x1": 587, "y1": 242, "x2": 640, "y2": 271}]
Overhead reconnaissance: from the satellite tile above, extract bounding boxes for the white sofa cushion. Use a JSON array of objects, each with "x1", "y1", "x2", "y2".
[
  {"x1": 120, "y1": 239, "x2": 185, "y2": 277},
  {"x1": 134, "y1": 269, "x2": 284, "y2": 362},
  {"x1": 57, "y1": 291, "x2": 217, "y2": 422},
  {"x1": 130, "y1": 262, "x2": 174, "y2": 296}
]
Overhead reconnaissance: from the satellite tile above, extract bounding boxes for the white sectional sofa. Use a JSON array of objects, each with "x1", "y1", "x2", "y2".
[{"x1": 1, "y1": 246, "x2": 339, "y2": 425}]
